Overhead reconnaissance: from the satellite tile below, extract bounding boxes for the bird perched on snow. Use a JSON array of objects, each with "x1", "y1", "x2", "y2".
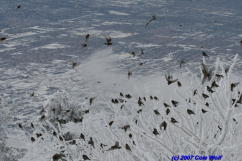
[
  {"x1": 105, "y1": 37, "x2": 112, "y2": 46},
  {"x1": 160, "y1": 121, "x2": 167, "y2": 130},
  {"x1": 128, "y1": 71, "x2": 132, "y2": 79},
  {"x1": 71, "y1": 61, "x2": 78, "y2": 69},
  {"x1": 83, "y1": 155, "x2": 90, "y2": 160},
  {"x1": 187, "y1": 109, "x2": 195, "y2": 115},
  {"x1": 85, "y1": 34, "x2": 90, "y2": 41},
  {"x1": 202, "y1": 51, "x2": 209, "y2": 57},
  {"x1": 106, "y1": 141, "x2": 121, "y2": 151},
  {"x1": 170, "y1": 118, "x2": 178, "y2": 123},
  {"x1": 0, "y1": 37, "x2": 6, "y2": 41},
  {"x1": 89, "y1": 97, "x2": 95, "y2": 105},
  {"x1": 125, "y1": 144, "x2": 131, "y2": 151},
  {"x1": 88, "y1": 137, "x2": 94, "y2": 148},
  {"x1": 231, "y1": 82, "x2": 239, "y2": 91}
]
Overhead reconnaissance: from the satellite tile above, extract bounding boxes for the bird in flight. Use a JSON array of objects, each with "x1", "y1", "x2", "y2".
[{"x1": 145, "y1": 15, "x2": 156, "y2": 27}]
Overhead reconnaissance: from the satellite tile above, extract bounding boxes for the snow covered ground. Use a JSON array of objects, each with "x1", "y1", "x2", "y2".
[{"x1": 1, "y1": 0, "x2": 242, "y2": 160}]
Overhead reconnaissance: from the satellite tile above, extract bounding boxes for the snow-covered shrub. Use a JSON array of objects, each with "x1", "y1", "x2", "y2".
[{"x1": 26, "y1": 54, "x2": 242, "y2": 161}]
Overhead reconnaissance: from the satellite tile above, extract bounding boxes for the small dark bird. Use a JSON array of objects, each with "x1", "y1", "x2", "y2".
[
  {"x1": 129, "y1": 133, "x2": 132, "y2": 138},
  {"x1": 132, "y1": 141, "x2": 136, "y2": 145},
  {"x1": 205, "y1": 102, "x2": 209, "y2": 107},
  {"x1": 211, "y1": 81, "x2": 219, "y2": 88},
  {"x1": 218, "y1": 125, "x2": 222, "y2": 131},
  {"x1": 107, "y1": 141, "x2": 122, "y2": 151},
  {"x1": 82, "y1": 43, "x2": 87, "y2": 47},
  {"x1": 53, "y1": 131, "x2": 57, "y2": 136},
  {"x1": 125, "y1": 94, "x2": 132, "y2": 99},
  {"x1": 201, "y1": 63, "x2": 213, "y2": 83},
  {"x1": 160, "y1": 121, "x2": 167, "y2": 130},
  {"x1": 215, "y1": 74, "x2": 224, "y2": 78},
  {"x1": 128, "y1": 71, "x2": 132, "y2": 79},
  {"x1": 164, "y1": 103, "x2": 170, "y2": 107},
  {"x1": 145, "y1": 15, "x2": 156, "y2": 27},
  {"x1": 135, "y1": 120, "x2": 137, "y2": 124},
  {"x1": 187, "y1": 109, "x2": 195, "y2": 115},
  {"x1": 109, "y1": 121, "x2": 114, "y2": 127},
  {"x1": 237, "y1": 94, "x2": 242, "y2": 104},
  {"x1": 30, "y1": 91, "x2": 35, "y2": 97},
  {"x1": 83, "y1": 155, "x2": 90, "y2": 160},
  {"x1": 71, "y1": 61, "x2": 78, "y2": 69},
  {"x1": 80, "y1": 133, "x2": 85, "y2": 140},
  {"x1": 131, "y1": 51, "x2": 136, "y2": 57},
  {"x1": 31, "y1": 137, "x2": 35, "y2": 142},
  {"x1": 89, "y1": 97, "x2": 95, "y2": 105},
  {"x1": 166, "y1": 108, "x2": 170, "y2": 115},
  {"x1": 153, "y1": 128, "x2": 159, "y2": 135},
  {"x1": 17, "y1": 5, "x2": 21, "y2": 9},
  {"x1": 100, "y1": 143, "x2": 107, "y2": 148},
  {"x1": 193, "y1": 89, "x2": 197, "y2": 96},
  {"x1": 232, "y1": 98, "x2": 236, "y2": 105},
  {"x1": 18, "y1": 123, "x2": 23, "y2": 129},
  {"x1": 225, "y1": 67, "x2": 230, "y2": 74},
  {"x1": 207, "y1": 86, "x2": 214, "y2": 93},
  {"x1": 150, "y1": 96, "x2": 153, "y2": 100},
  {"x1": 202, "y1": 51, "x2": 209, "y2": 57},
  {"x1": 52, "y1": 153, "x2": 65, "y2": 161},
  {"x1": 40, "y1": 115, "x2": 46, "y2": 120},
  {"x1": 137, "y1": 109, "x2": 142, "y2": 113},
  {"x1": 36, "y1": 133, "x2": 42, "y2": 138},
  {"x1": 139, "y1": 62, "x2": 144, "y2": 66},
  {"x1": 202, "y1": 93, "x2": 209, "y2": 99},
  {"x1": 171, "y1": 100, "x2": 179, "y2": 107},
  {"x1": 231, "y1": 82, "x2": 239, "y2": 91},
  {"x1": 138, "y1": 97, "x2": 144, "y2": 106},
  {"x1": 170, "y1": 118, "x2": 178, "y2": 123},
  {"x1": 240, "y1": 40, "x2": 242, "y2": 45},
  {"x1": 120, "y1": 104, "x2": 125, "y2": 109},
  {"x1": 105, "y1": 37, "x2": 112, "y2": 46},
  {"x1": 85, "y1": 34, "x2": 90, "y2": 41},
  {"x1": 179, "y1": 60, "x2": 186, "y2": 68},
  {"x1": 177, "y1": 81, "x2": 182, "y2": 87},
  {"x1": 143, "y1": 97, "x2": 146, "y2": 101},
  {"x1": 31, "y1": 123, "x2": 34, "y2": 128},
  {"x1": 120, "y1": 92, "x2": 124, "y2": 97},
  {"x1": 125, "y1": 144, "x2": 131, "y2": 151},
  {"x1": 59, "y1": 136, "x2": 63, "y2": 141},
  {"x1": 88, "y1": 137, "x2": 94, "y2": 148},
  {"x1": 165, "y1": 74, "x2": 178, "y2": 85},
  {"x1": 201, "y1": 109, "x2": 207, "y2": 113},
  {"x1": 111, "y1": 98, "x2": 119, "y2": 104},
  {"x1": 0, "y1": 37, "x2": 6, "y2": 41},
  {"x1": 84, "y1": 109, "x2": 89, "y2": 114},
  {"x1": 121, "y1": 125, "x2": 130, "y2": 132},
  {"x1": 154, "y1": 109, "x2": 160, "y2": 115},
  {"x1": 154, "y1": 96, "x2": 158, "y2": 100}
]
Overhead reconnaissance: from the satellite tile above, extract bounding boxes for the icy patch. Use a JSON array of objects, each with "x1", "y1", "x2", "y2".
[
  {"x1": 108, "y1": 10, "x2": 130, "y2": 16},
  {"x1": 131, "y1": 42, "x2": 161, "y2": 48},
  {"x1": 101, "y1": 21, "x2": 132, "y2": 25},
  {"x1": 33, "y1": 43, "x2": 70, "y2": 50}
]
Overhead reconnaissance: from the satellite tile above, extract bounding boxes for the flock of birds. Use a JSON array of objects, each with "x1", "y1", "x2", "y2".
[
  {"x1": 1, "y1": 4, "x2": 242, "y2": 161},
  {"x1": 15, "y1": 52, "x2": 242, "y2": 161}
]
